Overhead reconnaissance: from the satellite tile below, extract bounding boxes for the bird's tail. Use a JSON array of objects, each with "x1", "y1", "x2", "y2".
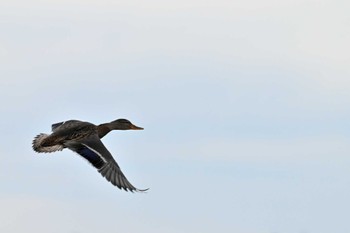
[{"x1": 32, "y1": 133, "x2": 64, "y2": 153}]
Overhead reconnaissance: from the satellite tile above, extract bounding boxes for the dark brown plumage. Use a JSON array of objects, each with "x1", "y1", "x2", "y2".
[{"x1": 32, "y1": 119, "x2": 147, "y2": 192}]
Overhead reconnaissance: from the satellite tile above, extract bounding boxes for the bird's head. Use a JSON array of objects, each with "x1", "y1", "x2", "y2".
[{"x1": 110, "y1": 119, "x2": 144, "y2": 130}]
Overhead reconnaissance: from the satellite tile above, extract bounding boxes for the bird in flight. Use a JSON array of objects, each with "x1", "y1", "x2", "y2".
[{"x1": 32, "y1": 118, "x2": 147, "y2": 192}]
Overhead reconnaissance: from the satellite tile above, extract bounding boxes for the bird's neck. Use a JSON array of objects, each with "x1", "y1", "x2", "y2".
[
  {"x1": 97, "y1": 123, "x2": 112, "y2": 139},
  {"x1": 97, "y1": 122, "x2": 124, "y2": 138}
]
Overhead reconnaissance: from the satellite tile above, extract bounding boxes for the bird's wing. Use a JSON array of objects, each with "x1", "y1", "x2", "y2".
[
  {"x1": 51, "y1": 120, "x2": 83, "y2": 132},
  {"x1": 64, "y1": 135, "x2": 147, "y2": 192},
  {"x1": 51, "y1": 122, "x2": 64, "y2": 131}
]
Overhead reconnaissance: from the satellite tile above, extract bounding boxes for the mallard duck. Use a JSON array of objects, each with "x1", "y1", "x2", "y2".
[{"x1": 32, "y1": 119, "x2": 147, "y2": 192}]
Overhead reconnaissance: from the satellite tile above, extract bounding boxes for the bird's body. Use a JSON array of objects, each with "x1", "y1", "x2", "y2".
[{"x1": 32, "y1": 119, "x2": 146, "y2": 192}]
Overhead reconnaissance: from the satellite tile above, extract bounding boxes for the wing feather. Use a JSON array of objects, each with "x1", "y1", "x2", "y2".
[
  {"x1": 51, "y1": 120, "x2": 84, "y2": 132},
  {"x1": 64, "y1": 135, "x2": 147, "y2": 192}
]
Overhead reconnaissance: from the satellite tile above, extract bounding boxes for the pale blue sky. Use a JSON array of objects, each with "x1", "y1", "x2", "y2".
[{"x1": 1, "y1": 1, "x2": 350, "y2": 233}]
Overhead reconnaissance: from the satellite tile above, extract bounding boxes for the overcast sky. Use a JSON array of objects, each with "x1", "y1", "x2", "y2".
[{"x1": 1, "y1": 1, "x2": 350, "y2": 233}]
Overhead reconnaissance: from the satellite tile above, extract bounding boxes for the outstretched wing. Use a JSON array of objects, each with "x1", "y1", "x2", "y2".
[
  {"x1": 64, "y1": 135, "x2": 147, "y2": 192},
  {"x1": 51, "y1": 122, "x2": 64, "y2": 132},
  {"x1": 51, "y1": 120, "x2": 84, "y2": 132}
]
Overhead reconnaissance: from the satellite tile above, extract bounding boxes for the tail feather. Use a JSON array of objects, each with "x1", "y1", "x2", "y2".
[{"x1": 32, "y1": 133, "x2": 64, "y2": 153}]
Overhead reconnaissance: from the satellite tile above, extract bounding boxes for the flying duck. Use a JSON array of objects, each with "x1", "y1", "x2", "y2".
[{"x1": 32, "y1": 119, "x2": 147, "y2": 192}]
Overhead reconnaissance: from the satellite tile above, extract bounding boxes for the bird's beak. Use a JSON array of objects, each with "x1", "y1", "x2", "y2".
[{"x1": 131, "y1": 124, "x2": 144, "y2": 130}]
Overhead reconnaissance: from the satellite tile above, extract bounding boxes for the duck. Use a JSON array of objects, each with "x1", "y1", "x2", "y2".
[{"x1": 32, "y1": 118, "x2": 147, "y2": 192}]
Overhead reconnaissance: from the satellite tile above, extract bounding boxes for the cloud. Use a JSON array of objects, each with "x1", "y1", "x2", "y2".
[
  {"x1": 2, "y1": 0, "x2": 349, "y2": 69},
  {"x1": 2, "y1": 0, "x2": 349, "y2": 96}
]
